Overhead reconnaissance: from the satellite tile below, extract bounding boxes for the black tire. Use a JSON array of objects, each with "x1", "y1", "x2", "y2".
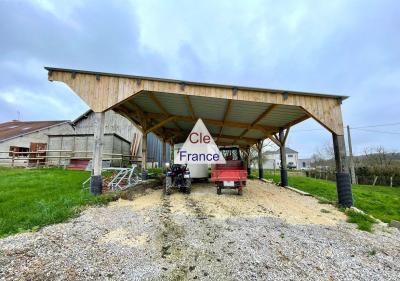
[
  {"x1": 185, "y1": 179, "x2": 191, "y2": 194},
  {"x1": 217, "y1": 185, "x2": 222, "y2": 195},
  {"x1": 165, "y1": 176, "x2": 172, "y2": 195}
]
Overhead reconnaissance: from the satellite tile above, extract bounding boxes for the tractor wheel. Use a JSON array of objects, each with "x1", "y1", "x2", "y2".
[
  {"x1": 217, "y1": 185, "x2": 222, "y2": 195},
  {"x1": 185, "y1": 179, "x2": 192, "y2": 194},
  {"x1": 165, "y1": 177, "x2": 172, "y2": 195}
]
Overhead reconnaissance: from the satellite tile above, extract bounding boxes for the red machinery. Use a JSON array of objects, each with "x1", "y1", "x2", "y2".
[{"x1": 211, "y1": 146, "x2": 247, "y2": 195}]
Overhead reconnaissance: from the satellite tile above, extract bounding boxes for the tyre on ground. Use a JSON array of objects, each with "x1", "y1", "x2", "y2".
[
  {"x1": 165, "y1": 176, "x2": 172, "y2": 195},
  {"x1": 217, "y1": 183, "x2": 222, "y2": 195},
  {"x1": 185, "y1": 178, "x2": 191, "y2": 194}
]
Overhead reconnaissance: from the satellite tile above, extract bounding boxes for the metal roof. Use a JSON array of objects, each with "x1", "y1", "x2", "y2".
[
  {"x1": 115, "y1": 91, "x2": 309, "y2": 146},
  {"x1": 0, "y1": 120, "x2": 70, "y2": 143}
]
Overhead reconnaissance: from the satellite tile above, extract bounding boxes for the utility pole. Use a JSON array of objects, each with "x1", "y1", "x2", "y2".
[{"x1": 347, "y1": 125, "x2": 356, "y2": 184}]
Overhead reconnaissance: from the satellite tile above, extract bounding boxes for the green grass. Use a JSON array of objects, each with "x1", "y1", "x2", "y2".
[
  {"x1": 258, "y1": 170, "x2": 400, "y2": 227},
  {"x1": 0, "y1": 167, "x2": 115, "y2": 237},
  {"x1": 345, "y1": 209, "x2": 376, "y2": 232}
]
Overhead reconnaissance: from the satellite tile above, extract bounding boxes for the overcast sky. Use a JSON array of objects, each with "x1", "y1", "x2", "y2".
[{"x1": 0, "y1": 0, "x2": 399, "y2": 157}]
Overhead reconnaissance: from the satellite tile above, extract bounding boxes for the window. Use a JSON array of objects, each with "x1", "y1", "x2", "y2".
[
  {"x1": 9, "y1": 146, "x2": 29, "y2": 157},
  {"x1": 288, "y1": 154, "x2": 293, "y2": 158},
  {"x1": 302, "y1": 162, "x2": 306, "y2": 167}
]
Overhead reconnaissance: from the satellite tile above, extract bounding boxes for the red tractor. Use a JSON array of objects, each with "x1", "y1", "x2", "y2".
[{"x1": 211, "y1": 146, "x2": 247, "y2": 195}]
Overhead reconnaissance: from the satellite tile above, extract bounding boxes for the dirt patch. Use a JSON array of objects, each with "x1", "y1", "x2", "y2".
[
  {"x1": 99, "y1": 228, "x2": 148, "y2": 247},
  {"x1": 113, "y1": 179, "x2": 345, "y2": 226}
]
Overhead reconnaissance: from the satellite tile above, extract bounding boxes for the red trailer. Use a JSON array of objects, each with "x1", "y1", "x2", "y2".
[{"x1": 211, "y1": 146, "x2": 247, "y2": 195}]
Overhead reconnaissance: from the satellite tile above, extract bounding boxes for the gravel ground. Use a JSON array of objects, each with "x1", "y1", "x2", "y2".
[{"x1": 1, "y1": 180, "x2": 399, "y2": 281}]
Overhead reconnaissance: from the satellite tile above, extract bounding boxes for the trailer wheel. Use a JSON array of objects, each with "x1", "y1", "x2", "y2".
[
  {"x1": 217, "y1": 185, "x2": 222, "y2": 195},
  {"x1": 185, "y1": 179, "x2": 191, "y2": 194},
  {"x1": 165, "y1": 176, "x2": 172, "y2": 195}
]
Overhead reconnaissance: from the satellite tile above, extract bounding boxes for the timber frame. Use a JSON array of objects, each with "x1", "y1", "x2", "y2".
[
  {"x1": 46, "y1": 67, "x2": 346, "y2": 148},
  {"x1": 45, "y1": 67, "x2": 353, "y2": 206}
]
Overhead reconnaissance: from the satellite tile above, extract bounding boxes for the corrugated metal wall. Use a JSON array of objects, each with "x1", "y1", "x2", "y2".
[{"x1": 147, "y1": 133, "x2": 170, "y2": 167}]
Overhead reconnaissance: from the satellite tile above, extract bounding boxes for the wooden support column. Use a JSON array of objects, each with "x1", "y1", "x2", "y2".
[
  {"x1": 142, "y1": 133, "x2": 148, "y2": 179},
  {"x1": 171, "y1": 142, "x2": 175, "y2": 162},
  {"x1": 246, "y1": 146, "x2": 251, "y2": 176},
  {"x1": 279, "y1": 128, "x2": 288, "y2": 187},
  {"x1": 332, "y1": 133, "x2": 353, "y2": 207},
  {"x1": 257, "y1": 140, "x2": 263, "y2": 179},
  {"x1": 90, "y1": 112, "x2": 105, "y2": 195},
  {"x1": 162, "y1": 138, "x2": 167, "y2": 171}
]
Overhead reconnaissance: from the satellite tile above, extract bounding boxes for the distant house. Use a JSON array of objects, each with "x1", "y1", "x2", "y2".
[
  {"x1": 0, "y1": 110, "x2": 170, "y2": 168},
  {"x1": 263, "y1": 147, "x2": 299, "y2": 169},
  {"x1": 0, "y1": 120, "x2": 74, "y2": 166},
  {"x1": 298, "y1": 158, "x2": 313, "y2": 170}
]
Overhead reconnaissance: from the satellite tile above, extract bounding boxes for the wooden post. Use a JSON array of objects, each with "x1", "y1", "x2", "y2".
[
  {"x1": 257, "y1": 140, "x2": 263, "y2": 179},
  {"x1": 279, "y1": 128, "x2": 288, "y2": 187},
  {"x1": 347, "y1": 125, "x2": 356, "y2": 184},
  {"x1": 11, "y1": 152, "x2": 15, "y2": 167},
  {"x1": 332, "y1": 133, "x2": 353, "y2": 207},
  {"x1": 90, "y1": 112, "x2": 105, "y2": 195},
  {"x1": 142, "y1": 132, "x2": 148, "y2": 179},
  {"x1": 171, "y1": 142, "x2": 175, "y2": 162},
  {"x1": 246, "y1": 146, "x2": 251, "y2": 176},
  {"x1": 162, "y1": 139, "x2": 167, "y2": 171}
]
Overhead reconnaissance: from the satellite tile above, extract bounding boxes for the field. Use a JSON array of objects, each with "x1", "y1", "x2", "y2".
[
  {"x1": 0, "y1": 167, "x2": 114, "y2": 237},
  {"x1": 263, "y1": 171, "x2": 400, "y2": 223}
]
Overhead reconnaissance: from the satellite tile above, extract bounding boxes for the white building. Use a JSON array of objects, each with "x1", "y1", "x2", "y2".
[
  {"x1": 298, "y1": 158, "x2": 313, "y2": 170},
  {"x1": 263, "y1": 147, "x2": 299, "y2": 169},
  {"x1": 0, "y1": 120, "x2": 74, "y2": 166}
]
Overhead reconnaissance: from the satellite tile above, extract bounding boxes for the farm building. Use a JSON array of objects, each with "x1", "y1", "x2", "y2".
[
  {"x1": 263, "y1": 147, "x2": 299, "y2": 169},
  {"x1": 298, "y1": 158, "x2": 313, "y2": 170},
  {"x1": 0, "y1": 120, "x2": 73, "y2": 166},
  {"x1": 0, "y1": 110, "x2": 170, "y2": 168}
]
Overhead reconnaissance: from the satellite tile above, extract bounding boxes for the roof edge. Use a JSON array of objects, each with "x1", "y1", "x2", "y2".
[{"x1": 44, "y1": 66, "x2": 349, "y2": 100}]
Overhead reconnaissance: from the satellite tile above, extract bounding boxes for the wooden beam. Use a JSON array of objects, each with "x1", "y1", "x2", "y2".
[
  {"x1": 145, "y1": 112, "x2": 277, "y2": 132},
  {"x1": 184, "y1": 95, "x2": 196, "y2": 120},
  {"x1": 283, "y1": 114, "x2": 310, "y2": 128},
  {"x1": 126, "y1": 101, "x2": 147, "y2": 125},
  {"x1": 237, "y1": 104, "x2": 277, "y2": 142},
  {"x1": 252, "y1": 104, "x2": 277, "y2": 126},
  {"x1": 149, "y1": 92, "x2": 182, "y2": 130},
  {"x1": 265, "y1": 134, "x2": 281, "y2": 147},
  {"x1": 282, "y1": 127, "x2": 290, "y2": 145},
  {"x1": 218, "y1": 134, "x2": 259, "y2": 143},
  {"x1": 144, "y1": 116, "x2": 177, "y2": 134},
  {"x1": 218, "y1": 100, "x2": 233, "y2": 137}
]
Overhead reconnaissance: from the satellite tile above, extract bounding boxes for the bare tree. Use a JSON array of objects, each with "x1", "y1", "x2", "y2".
[{"x1": 362, "y1": 146, "x2": 397, "y2": 186}]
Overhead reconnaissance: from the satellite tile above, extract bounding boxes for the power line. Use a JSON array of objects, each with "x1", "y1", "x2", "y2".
[
  {"x1": 291, "y1": 121, "x2": 400, "y2": 133},
  {"x1": 351, "y1": 128, "x2": 400, "y2": 135},
  {"x1": 351, "y1": 121, "x2": 400, "y2": 129}
]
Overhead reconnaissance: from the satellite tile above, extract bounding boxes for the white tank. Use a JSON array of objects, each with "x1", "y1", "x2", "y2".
[{"x1": 174, "y1": 143, "x2": 209, "y2": 179}]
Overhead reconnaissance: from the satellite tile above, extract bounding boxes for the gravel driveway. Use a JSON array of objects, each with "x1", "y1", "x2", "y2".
[{"x1": 1, "y1": 180, "x2": 399, "y2": 280}]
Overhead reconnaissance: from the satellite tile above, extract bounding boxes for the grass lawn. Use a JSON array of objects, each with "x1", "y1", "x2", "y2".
[
  {"x1": 0, "y1": 167, "x2": 115, "y2": 238},
  {"x1": 262, "y1": 171, "x2": 400, "y2": 225}
]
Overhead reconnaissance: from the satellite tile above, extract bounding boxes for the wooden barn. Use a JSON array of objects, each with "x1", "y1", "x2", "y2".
[{"x1": 0, "y1": 110, "x2": 170, "y2": 169}]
